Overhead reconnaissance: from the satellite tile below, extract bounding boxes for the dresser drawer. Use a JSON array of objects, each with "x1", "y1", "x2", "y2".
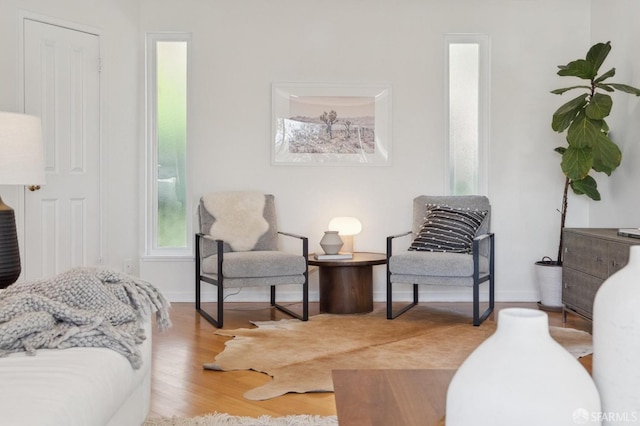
[
  {"x1": 609, "y1": 241, "x2": 631, "y2": 275},
  {"x1": 562, "y1": 267, "x2": 604, "y2": 319},
  {"x1": 563, "y1": 232, "x2": 608, "y2": 279}
]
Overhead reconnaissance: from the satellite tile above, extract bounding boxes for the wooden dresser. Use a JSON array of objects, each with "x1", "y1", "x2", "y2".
[{"x1": 562, "y1": 228, "x2": 640, "y2": 321}]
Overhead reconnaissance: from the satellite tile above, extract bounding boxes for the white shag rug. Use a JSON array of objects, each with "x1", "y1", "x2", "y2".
[{"x1": 143, "y1": 413, "x2": 338, "y2": 426}]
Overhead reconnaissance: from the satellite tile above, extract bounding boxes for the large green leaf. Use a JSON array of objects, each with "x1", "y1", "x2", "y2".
[
  {"x1": 585, "y1": 93, "x2": 612, "y2": 120},
  {"x1": 595, "y1": 83, "x2": 615, "y2": 92},
  {"x1": 551, "y1": 94, "x2": 588, "y2": 132},
  {"x1": 585, "y1": 42, "x2": 611, "y2": 74},
  {"x1": 562, "y1": 145, "x2": 593, "y2": 180},
  {"x1": 591, "y1": 132, "x2": 621, "y2": 175},
  {"x1": 608, "y1": 83, "x2": 640, "y2": 96},
  {"x1": 594, "y1": 67, "x2": 615, "y2": 83},
  {"x1": 551, "y1": 85, "x2": 591, "y2": 95},
  {"x1": 570, "y1": 175, "x2": 601, "y2": 201},
  {"x1": 567, "y1": 113, "x2": 602, "y2": 148},
  {"x1": 557, "y1": 59, "x2": 597, "y2": 80}
]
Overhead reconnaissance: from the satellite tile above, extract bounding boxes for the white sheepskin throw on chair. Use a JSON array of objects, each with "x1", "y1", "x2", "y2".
[{"x1": 203, "y1": 191, "x2": 269, "y2": 252}]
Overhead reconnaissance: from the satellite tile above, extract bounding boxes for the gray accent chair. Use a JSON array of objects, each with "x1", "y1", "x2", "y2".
[
  {"x1": 386, "y1": 195, "x2": 495, "y2": 326},
  {"x1": 195, "y1": 194, "x2": 308, "y2": 328}
]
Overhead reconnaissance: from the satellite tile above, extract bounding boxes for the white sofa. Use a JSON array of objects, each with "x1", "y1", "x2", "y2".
[
  {"x1": 0, "y1": 268, "x2": 170, "y2": 426},
  {"x1": 0, "y1": 316, "x2": 152, "y2": 426}
]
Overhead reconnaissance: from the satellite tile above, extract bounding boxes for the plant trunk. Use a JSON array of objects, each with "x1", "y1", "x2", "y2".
[{"x1": 557, "y1": 176, "x2": 570, "y2": 264}]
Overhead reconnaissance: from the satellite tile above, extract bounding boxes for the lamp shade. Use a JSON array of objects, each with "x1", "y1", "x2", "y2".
[
  {"x1": 328, "y1": 217, "x2": 362, "y2": 253},
  {"x1": 0, "y1": 112, "x2": 46, "y2": 185},
  {"x1": 328, "y1": 216, "x2": 362, "y2": 236}
]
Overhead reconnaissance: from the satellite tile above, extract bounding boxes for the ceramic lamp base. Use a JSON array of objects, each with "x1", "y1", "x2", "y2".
[
  {"x1": 320, "y1": 230, "x2": 343, "y2": 255},
  {"x1": 0, "y1": 196, "x2": 21, "y2": 288}
]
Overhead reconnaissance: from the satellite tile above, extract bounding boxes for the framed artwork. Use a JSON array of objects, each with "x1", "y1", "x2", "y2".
[{"x1": 271, "y1": 83, "x2": 392, "y2": 166}]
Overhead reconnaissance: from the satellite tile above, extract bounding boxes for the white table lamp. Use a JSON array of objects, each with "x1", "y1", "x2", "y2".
[
  {"x1": 0, "y1": 112, "x2": 46, "y2": 287},
  {"x1": 328, "y1": 216, "x2": 362, "y2": 254}
]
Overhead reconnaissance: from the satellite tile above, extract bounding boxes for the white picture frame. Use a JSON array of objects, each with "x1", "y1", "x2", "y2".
[{"x1": 271, "y1": 83, "x2": 392, "y2": 166}]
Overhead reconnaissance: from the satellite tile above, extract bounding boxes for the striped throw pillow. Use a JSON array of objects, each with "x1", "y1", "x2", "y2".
[{"x1": 408, "y1": 204, "x2": 488, "y2": 253}]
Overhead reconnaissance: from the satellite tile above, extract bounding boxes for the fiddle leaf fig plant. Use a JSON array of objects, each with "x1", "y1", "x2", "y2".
[{"x1": 550, "y1": 41, "x2": 640, "y2": 263}]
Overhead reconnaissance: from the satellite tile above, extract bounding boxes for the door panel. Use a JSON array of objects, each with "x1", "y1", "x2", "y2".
[{"x1": 23, "y1": 19, "x2": 101, "y2": 279}]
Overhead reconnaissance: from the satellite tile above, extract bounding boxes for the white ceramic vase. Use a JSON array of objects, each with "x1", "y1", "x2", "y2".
[
  {"x1": 593, "y1": 245, "x2": 640, "y2": 425},
  {"x1": 446, "y1": 308, "x2": 601, "y2": 426},
  {"x1": 319, "y1": 231, "x2": 343, "y2": 255}
]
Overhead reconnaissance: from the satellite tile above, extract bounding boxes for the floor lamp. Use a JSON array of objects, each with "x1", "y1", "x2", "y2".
[{"x1": 0, "y1": 112, "x2": 45, "y2": 288}]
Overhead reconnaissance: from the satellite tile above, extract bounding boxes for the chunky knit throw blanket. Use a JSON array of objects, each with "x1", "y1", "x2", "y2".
[{"x1": 0, "y1": 267, "x2": 171, "y2": 369}]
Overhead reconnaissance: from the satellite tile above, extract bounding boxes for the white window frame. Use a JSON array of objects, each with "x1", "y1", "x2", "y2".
[
  {"x1": 144, "y1": 32, "x2": 192, "y2": 258},
  {"x1": 444, "y1": 34, "x2": 490, "y2": 196}
]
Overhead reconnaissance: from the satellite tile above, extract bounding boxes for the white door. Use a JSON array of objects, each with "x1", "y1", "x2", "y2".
[{"x1": 23, "y1": 19, "x2": 102, "y2": 280}]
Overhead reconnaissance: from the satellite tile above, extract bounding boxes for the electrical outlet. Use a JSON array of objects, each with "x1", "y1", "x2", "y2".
[{"x1": 123, "y1": 259, "x2": 134, "y2": 274}]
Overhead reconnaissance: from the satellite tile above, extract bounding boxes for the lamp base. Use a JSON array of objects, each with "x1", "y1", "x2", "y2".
[
  {"x1": 0, "y1": 196, "x2": 21, "y2": 288},
  {"x1": 341, "y1": 235, "x2": 354, "y2": 254}
]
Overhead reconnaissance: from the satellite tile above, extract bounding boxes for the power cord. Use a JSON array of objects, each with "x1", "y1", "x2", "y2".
[{"x1": 223, "y1": 287, "x2": 242, "y2": 301}]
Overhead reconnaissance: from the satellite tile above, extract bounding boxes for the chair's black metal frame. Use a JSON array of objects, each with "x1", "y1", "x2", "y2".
[
  {"x1": 195, "y1": 232, "x2": 309, "y2": 328},
  {"x1": 386, "y1": 232, "x2": 495, "y2": 326}
]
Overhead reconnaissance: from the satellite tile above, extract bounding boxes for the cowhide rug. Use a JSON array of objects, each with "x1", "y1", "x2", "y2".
[{"x1": 204, "y1": 306, "x2": 592, "y2": 401}]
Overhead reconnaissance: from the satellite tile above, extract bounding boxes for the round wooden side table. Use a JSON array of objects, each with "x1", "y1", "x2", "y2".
[{"x1": 308, "y1": 252, "x2": 387, "y2": 314}]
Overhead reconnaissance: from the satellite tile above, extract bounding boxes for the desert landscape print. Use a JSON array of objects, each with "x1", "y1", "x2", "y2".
[{"x1": 278, "y1": 95, "x2": 376, "y2": 154}]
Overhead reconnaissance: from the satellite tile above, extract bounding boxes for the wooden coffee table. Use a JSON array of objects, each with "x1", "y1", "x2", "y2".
[
  {"x1": 332, "y1": 369, "x2": 454, "y2": 426},
  {"x1": 308, "y1": 252, "x2": 386, "y2": 314}
]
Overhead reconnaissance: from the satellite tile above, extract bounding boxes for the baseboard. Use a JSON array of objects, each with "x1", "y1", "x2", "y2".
[
  {"x1": 163, "y1": 288, "x2": 540, "y2": 303},
  {"x1": 379, "y1": 288, "x2": 540, "y2": 303},
  {"x1": 165, "y1": 289, "x2": 321, "y2": 303}
]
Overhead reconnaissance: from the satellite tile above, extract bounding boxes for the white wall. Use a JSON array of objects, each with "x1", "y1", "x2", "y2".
[
  {"x1": 7, "y1": 0, "x2": 637, "y2": 305},
  {"x1": 589, "y1": 0, "x2": 640, "y2": 227},
  {"x1": 138, "y1": 0, "x2": 593, "y2": 302}
]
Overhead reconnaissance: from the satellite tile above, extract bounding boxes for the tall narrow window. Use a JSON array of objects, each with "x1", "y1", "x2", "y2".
[
  {"x1": 446, "y1": 35, "x2": 490, "y2": 195},
  {"x1": 146, "y1": 34, "x2": 190, "y2": 256}
]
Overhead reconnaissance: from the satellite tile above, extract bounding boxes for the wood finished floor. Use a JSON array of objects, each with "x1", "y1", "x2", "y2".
[{"x1": 148, "y1": 301, "x2": 592, "y2": 419}]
